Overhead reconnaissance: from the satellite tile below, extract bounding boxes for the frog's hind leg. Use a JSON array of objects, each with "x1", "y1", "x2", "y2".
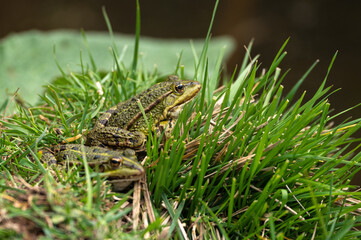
[{"x1": 86, "y1": 127, "x2": 145, "y2": 149}]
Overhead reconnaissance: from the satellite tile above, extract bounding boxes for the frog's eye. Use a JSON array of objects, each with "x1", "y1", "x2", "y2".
[
  {"x1": 175, "y1": 84, "x2": 185, "y2": 94},
  {"x1": 110, "y1": 158, "x2": 122, "y2": 168}
]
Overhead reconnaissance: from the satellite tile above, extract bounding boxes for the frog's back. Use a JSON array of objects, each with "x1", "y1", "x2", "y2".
[
  {"x1": 95, "y1": 75, "x2": 201, "y2": 134},
  {"x1": 106, "y1": 82, "x2": 174, "y2": 131}
]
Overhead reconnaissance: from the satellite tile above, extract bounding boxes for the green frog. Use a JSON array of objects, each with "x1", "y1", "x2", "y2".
[
  {"x1": 42, "y1": 75, "x2": 201, "y2": 190},
  {"x1": 86, "y1": 75, "x2": 201, "y2": 149},
  {"x1": 41, "y1": 144, "x2": 144, "y2": 191}
]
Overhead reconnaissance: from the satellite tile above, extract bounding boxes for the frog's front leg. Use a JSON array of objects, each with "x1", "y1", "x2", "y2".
[
  {"x1": 86, "y1": 127, "x2": 146, "y2": 148},
  {"x1": 155, "y1": 119, "x2": 176, "y2": 140}
]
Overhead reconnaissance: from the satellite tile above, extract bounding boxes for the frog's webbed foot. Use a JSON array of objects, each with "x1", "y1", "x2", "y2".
[{"x1": 86, "y1": 127, "x2": 145, "y2": 149}]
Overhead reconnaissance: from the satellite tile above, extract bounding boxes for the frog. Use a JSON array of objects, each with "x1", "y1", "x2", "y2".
[
  {"x1": 41, "y1": 144, "x2": 144, "y2": 191},
  {"x1": 41, "y1": 75, "x2": 201, "y2": 190},
  {"x1": 85, "y1": 75, "x2": 201, "y2": 149}
]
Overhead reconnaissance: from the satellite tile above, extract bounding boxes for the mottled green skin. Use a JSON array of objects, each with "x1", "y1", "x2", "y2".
[
  {"x1": 54, "y1": 144, "x2": 137, "y2": 163},
  {"x1": 40, "y1": 75, "x2": 201, "y2": 190},
  {"x1": 42, "y1": 144, "x2": 144, "y2": 191},
  {"x1": 86, "y1": 75, "x2": 201, "y2": 148}
]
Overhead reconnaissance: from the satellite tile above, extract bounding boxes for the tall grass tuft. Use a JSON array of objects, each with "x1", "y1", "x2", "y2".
[{"x1": 1, "y1": 1, "x2": 361, "y2": 239}]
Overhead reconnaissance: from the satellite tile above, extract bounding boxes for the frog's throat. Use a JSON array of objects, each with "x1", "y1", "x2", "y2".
[{"x1": 124, "y1": 90, "x2": 174, "y2": 130}]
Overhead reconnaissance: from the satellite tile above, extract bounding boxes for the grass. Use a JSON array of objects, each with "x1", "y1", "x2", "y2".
[{"x1": 2, "y1": 1, "x2": 361, "y2": 239}]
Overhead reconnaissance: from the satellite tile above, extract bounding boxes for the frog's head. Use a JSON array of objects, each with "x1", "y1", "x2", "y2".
[
  {"x1": 101, "y1": 156, "x2": 145, "y2": 178},
  {"x1": 162, "y1": 75, "x2": 201, "y2": 120},
  {"x1": 100, "y1": 156, "x2": 145, "y2": 191}
]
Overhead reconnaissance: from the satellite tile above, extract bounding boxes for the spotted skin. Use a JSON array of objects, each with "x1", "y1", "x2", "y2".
[
  {"x1": 40, "y1": 75, "x2": 201, "y2": 191},
  {"x1": 40, "y1": 144, "x2": 144, "y2": 191},
  {"x1": 86, "y1": 75, "x2": 201, "y2": 149}
]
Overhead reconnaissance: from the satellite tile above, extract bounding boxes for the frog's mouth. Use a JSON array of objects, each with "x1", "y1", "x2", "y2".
[
  {"x1": 107, "y1": 173, "x2": 144, "y2": 180},
  {"x1": 105, "y1": 165, "x2": 145, "y2": 180}
]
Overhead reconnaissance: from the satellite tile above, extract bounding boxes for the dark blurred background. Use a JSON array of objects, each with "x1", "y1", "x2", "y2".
[{"x1": 1, "y1": 0, "x2": 361, "y2": 182}]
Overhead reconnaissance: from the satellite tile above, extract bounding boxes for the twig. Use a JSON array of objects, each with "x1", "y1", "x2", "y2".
[
  {"x1": 142, "y1": 177, "x2": 156, "y2": 223},
  {"x1": 133, "y1": 180, "x2": 141, "y2": 230}
]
